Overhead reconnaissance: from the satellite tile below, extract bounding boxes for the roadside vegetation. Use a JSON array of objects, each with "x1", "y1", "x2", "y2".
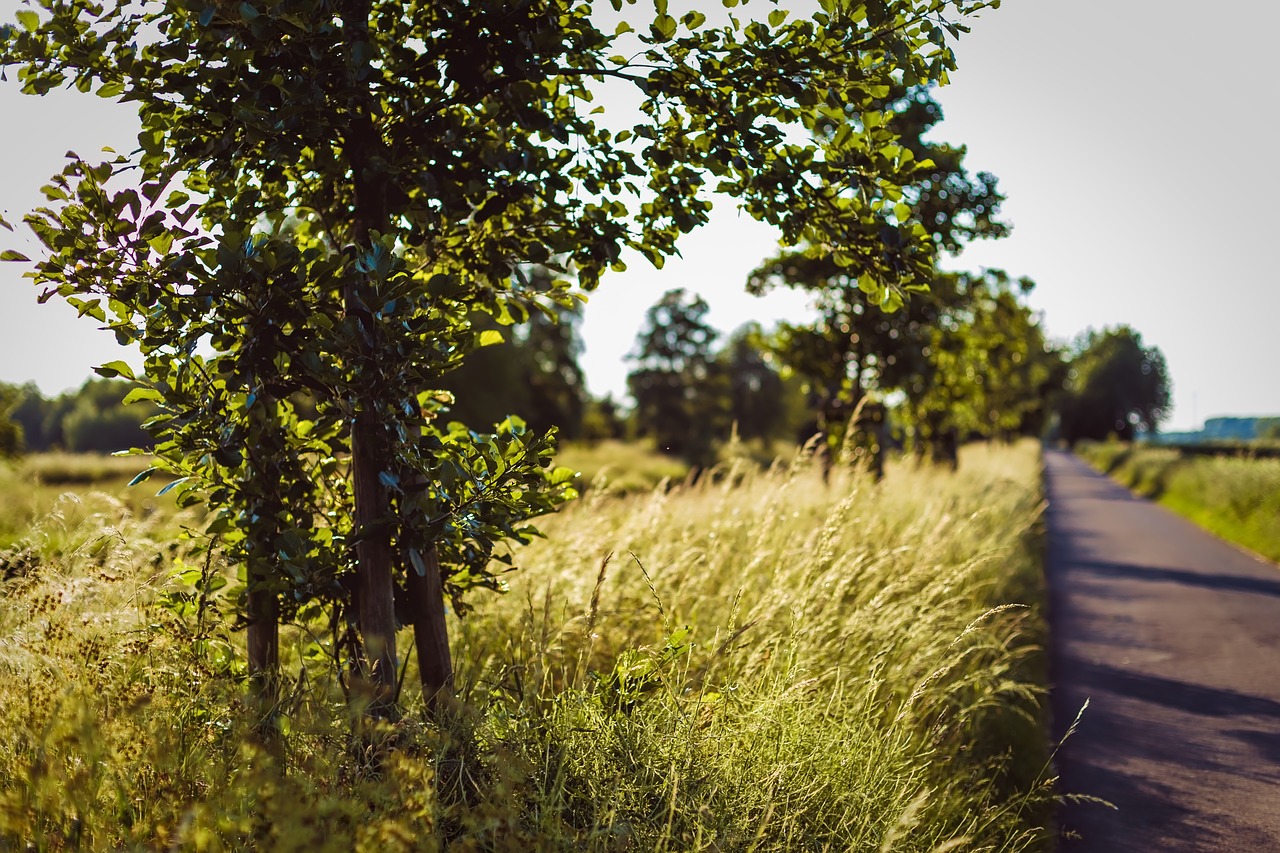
[
  {"x1": 0, "y1": 441, "x2": 1053, "y2": 850},
  {"x1": 1076, "y1": 441, "x2": 1280, "y2": 562}
]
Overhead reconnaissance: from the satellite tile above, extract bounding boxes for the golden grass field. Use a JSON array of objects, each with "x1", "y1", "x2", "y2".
[{"x1": 0, "y1": 441, "x2": 1053, "y2": 851}]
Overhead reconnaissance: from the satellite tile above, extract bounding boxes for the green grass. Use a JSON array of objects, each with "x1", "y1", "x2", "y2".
[
  {"x1": 0, "y1": 454, "x2": 182, "y2": 552},
  {"x1": 0, "y1": 442, "x2": 1054, "y2": 851},
  {"x1": 1076, "y1": 441, "x2": 1280, "y2": 562},
  {"x1": 554, "y1": 439, "x2": 692, "y2": 494}
]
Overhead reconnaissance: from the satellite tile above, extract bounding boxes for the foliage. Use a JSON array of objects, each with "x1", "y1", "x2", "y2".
[
  {"x1": 718, "y1": 322, "x2": 808, "y2": 444},
  {"x1": 747, "y1": 85, "x2": 1021, "y2": 464},
  {"x1": 63, "y1": 380, "x2": 153, "y2": 454},
  {"x1": 1058, "y1": 327, "x2": 1170, "y2": 444},
  {"x1": 0, "y1": 383, "x2": 21, "y2": 457},
  {"x1": 627, "y1": 288, "x2": 731, "y2": 467},
  {"x1": 624, "y1": 310, "x2": 805, "y2": 467},
  {"x1": 752, "y1": 260, "x2": 1059, "y2": 466},
  {"x1": 894, "y1": 270, "x2": 1063, "y2": 454},
  {"x1": 2, "y1": 0, "x2": 999, "y2": 709},
  {"x1": 437, "y1": 273, "x2": 589, "y2": 440},
  {"x1": 0, "y1": 440, "x2": 1052, "y2": 850},
  {"x1": 580, "y1": 394, "x2": 628, "y2": 443},
  {"x1": 7, "y1": 379, "x2": 157, "y2": 454},
  {"x1": 1077, "y1": 440, "x2": 1280, "y2": 563}
]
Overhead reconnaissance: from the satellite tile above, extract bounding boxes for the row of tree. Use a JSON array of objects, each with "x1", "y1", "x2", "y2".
[
  {"x1": 461, "y1": 85, "x2": 1088, "y2": 471},
  {"x1": 353, "y1": 260, "x2": 1172, "y2": 471},
  {"x1": 0, "y1": 313, "x2": 1172, "y2": 466},
  {"x1": 0, "y1": 379, "x2": 155, "y2": 456}
]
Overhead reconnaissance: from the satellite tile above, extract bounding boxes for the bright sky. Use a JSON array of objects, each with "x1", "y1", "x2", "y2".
[{"x1": 1, "y1": 0, "x2": 1276, "y2": 431}]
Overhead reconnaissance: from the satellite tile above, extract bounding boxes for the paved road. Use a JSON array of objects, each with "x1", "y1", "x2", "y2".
[{"x1": 1045, "y1": 450, "x2": 1280, "y2": 851}]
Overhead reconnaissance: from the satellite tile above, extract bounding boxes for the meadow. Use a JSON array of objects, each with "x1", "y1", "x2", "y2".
[
  {"x1": 0, "y1": 441, "x2": 1054, "y2": 851},
  {"x1": 1075, "y1": 441, "x2": 1280, "y2": 563}
]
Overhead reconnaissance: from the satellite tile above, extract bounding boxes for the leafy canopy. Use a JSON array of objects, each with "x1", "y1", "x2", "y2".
[
  {"x1": 1059, "y1": 326, "x2": 1171, "y2": 444},
  {"x1": 0, "y1": 0, "x2": 999, "y2": 688}
]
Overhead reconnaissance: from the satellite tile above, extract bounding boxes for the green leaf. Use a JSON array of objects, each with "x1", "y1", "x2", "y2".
[
  {"x1": 549, "y1": 466, "x2": 578, "y2": 486},
  {"x1": 683, "y1": 10, "x2": 707, "y2": 28},
  {"x1": 157, "y1": 477, "x2": 190, "y2": 497},
  {"x1": 478, "y1": 329, "x2": 504, "y2": 347},
  {"x1": 651, "y1": 14, "x2": 676, "y2": 41},
  {"x1": 148, "y1": 232, "x2": 174, "y2": 254},
  {"x1": 408, "y1": 548, "x2": 428, "y2": 577},
  {"x1": 0, "y1": 250, "x2": 30, "y2": 262},
  {"x1": 122, "y1": 387, "x2": 163, "y2": 405},
  {"x1": 768, "y1": 9, "x2": 787, "y2": 26},
  {"x1": 94, "y1": 360, "x2": 136, "y2": 380},
  {"x1": 127, "y1": 468, "x2": 157, "y2": 487},
  {"x1": 97, "y1": 80, "x2": 125, "y2": 99},
  {"x1": 14, "y1": 10, "x2": 38, "y2": 31}
]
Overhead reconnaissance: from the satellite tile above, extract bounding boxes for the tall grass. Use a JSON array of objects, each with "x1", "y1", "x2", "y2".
[
  {"x1": 554, "y1": 439, "x2": 692, "y2": 495},
  {"x1": 1076, "y1": 441, "x2": 1280, "y2": 562},
  {"x1": 0, "y1": 454, "x2": 174, "y2": 551},
  {"x1": 0, "y1": 441, "x2": 1053, "y2": 851}
]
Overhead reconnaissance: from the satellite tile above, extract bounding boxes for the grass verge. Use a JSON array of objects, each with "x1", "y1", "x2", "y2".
[
  {"x1": 1075, "y1": 440, "x2": 1280, "y2": 563},
  {"x1": 0, "y1": 441, "x2": 1053, "y2": 851}
]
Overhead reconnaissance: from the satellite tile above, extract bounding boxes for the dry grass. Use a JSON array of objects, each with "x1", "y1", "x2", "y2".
[{"x1": 0, "y1": 441, "x2": 1053, "y2": 851}]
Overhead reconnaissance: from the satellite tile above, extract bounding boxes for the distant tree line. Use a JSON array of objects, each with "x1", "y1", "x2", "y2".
[
  {"x1": 626, "y1": 282, "x2": 1061, "y2": 472},
  {"x1": 0, "y1": 379, "x2": 156, "y2": 455},
  {"x1": 0, "y1": 316, "x2": 1176, "y2": 468}
]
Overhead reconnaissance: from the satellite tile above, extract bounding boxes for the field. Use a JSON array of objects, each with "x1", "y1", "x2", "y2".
[
  {"x1": 0, "y1": 442, "x2": 1054, "y2": 851},
  {"x1": 1075, "y1": 441, "x2": 1280, "y2": 563}
]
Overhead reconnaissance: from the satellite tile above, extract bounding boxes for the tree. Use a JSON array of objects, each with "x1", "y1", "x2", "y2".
[
  {"x1": 2, "y1": 380, "x2": 157, "y2": 453},
  {"x1": 581, "y1": 393, "x2": 628, "y2": 442},
  {"x1": 59, "y1": 379, "x2": 157, "y2": 453},
  {"x1": 0, "y1": 382, "x2": 22, "y2": 457},
  {"x1": 748, "y1": 85, "x2": 1007, "y2": 469},
  {"x1": 893, "y1": 270, "x2": 1061, "y2": 464},
  {"x1": 2, "y1": 0, "x2": 996, "y2": 720},
  {"x1": 627, "y1": 288, "x2": 730, "y2": 467},
  {"x1": 1058, "y1": 327, "x2": 1170, "y2": 444},
  {"x1": 437, "y1": 278, "x2": 589, "y2": 440},
  {"x1": 719, "y1": 323, "x2": 799, "y2": 444}
]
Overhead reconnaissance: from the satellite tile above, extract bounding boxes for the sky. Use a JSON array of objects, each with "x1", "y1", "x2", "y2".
[{"x1": 1, "y1": 0, "x2": 1277, "y2": 431}]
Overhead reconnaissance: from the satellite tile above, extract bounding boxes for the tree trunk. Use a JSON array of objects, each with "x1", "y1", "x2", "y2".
[
  {"x1": 341, "y1": 0, "x2": 401, "y2": 718},
  {"x1": 351, "y1": 416, "x2": 398, "y2": 714},
  {"x1": 404, "y1": 545, "x2": 453, "y2": 712},
  {"x1": 247, "y1": 582, "x2": 279, "y2": 724},
  {"x1": 930, "y1": 428, "x2": 959, "y2": 471}
]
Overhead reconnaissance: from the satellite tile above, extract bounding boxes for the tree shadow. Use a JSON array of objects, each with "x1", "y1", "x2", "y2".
[
  {"x1": 1054, "y1": 662, "x2": 1280, "y2": 849},
  {"x1": 1069, "y1": 659, "x2": 1280, "y2": 721},
  {"x1": 1056, "y1": 762, "x2": 1202, "y2": 853},
  {"x1": 1073, "y1": 559, "x2": 1280, "y2": 600}
]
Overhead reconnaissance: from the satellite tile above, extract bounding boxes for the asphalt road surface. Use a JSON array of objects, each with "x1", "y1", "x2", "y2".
[{"x1": 1045, "y1": 449, "x2": 1280, "y2": 851}]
